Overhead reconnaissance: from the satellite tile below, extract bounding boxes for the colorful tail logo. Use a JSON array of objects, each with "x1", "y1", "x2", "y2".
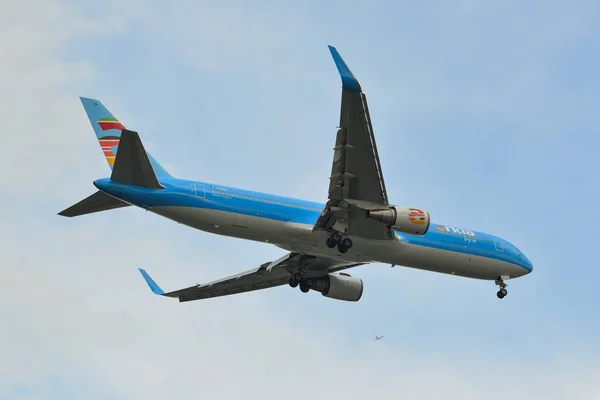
[
  {"x1": 97, "y1": 118, "x2": 125, "y2": 166},
  {"x1": 408, "y1": 208, "x2": 426, "y2": 225},
  {"x1": 99, "y1": 136, "x2": 120, "y2": 165},
  {"x1": 98, "y1": 117, "x2": 125, "y2": 131}
]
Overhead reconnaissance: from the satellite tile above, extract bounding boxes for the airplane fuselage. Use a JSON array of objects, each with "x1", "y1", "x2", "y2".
[{"x1": 94, "y1": 177, "x2": 533, "y2": 281}]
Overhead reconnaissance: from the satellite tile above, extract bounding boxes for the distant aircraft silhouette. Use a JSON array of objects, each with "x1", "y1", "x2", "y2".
[{"x1": 375, "y1": 335, "x2": 384, "y2": 340}]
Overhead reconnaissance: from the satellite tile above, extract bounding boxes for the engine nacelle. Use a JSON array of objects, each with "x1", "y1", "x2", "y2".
[
  {"x1": 309, "y1": 273, "x2": 364, "y2": 302},
  {"x1": 366, "y1": 205, "x2": 431, "y2": 235}
]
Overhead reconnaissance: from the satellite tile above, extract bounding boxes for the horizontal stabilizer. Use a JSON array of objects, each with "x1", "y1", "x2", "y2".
[
  {"x1": 58, "y1": 191, "x2": 130, "y2": 217},
  {"x1": 111, "y1": 129, "x2": 164, "y2": 189}
]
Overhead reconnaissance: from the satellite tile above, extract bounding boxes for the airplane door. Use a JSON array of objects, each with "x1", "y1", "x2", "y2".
[
  {"x1": 194, "y1": 184, "x2": 205, "y2": 199},
  {"x1": 494, "y1": 237, "x2": 506, "y2": 252}
]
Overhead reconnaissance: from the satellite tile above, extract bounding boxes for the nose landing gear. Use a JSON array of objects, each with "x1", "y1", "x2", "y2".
[{"x1": 495, "y1": 276, "x2": 508, "y2": 299}]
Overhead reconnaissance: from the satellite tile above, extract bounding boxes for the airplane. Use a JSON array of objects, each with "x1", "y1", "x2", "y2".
[
  {"x1": 375, "y1": 335, "x2": 384, "y2": 340},
  {"x1": 59, "y1": 45, "x2": 533, "y2": 303}
]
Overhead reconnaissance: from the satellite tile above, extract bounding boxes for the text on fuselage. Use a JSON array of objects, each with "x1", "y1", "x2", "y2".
[{"x1": 436, "y1": 225, "x2": 475, "y2": 237}]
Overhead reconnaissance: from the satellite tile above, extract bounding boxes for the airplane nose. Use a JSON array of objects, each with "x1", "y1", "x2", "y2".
[{"x1": 522, "y1": 253, "x2": 534, "y2": 273}]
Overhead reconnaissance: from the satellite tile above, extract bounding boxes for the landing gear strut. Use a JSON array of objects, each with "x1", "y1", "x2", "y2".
[
  {"x1": 325, "y1": 232, "x2": 353, "y2": 254},
  {"x1": 495, "y1": 276, "x2": 508, "y2": 299}
]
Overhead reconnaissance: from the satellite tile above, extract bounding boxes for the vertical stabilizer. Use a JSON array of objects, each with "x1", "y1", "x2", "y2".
[
  {"x1": 79, "y1": 97, "x2": 172, "y2": 177},
  {"x1": 110, "y1": 130, "x2": 164, "y2": 189}
]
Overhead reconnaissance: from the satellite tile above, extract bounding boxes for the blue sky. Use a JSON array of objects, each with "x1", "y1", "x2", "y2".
[{"x1": 1, "y1": 0, "x2": 599, "y2": 398}]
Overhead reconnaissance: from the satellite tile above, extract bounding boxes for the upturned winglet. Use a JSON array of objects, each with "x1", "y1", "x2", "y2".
[
  {"x1": 328, "y1": 45, "x2": 362, "y2": 93},
  {"x1": 138, "y1": 268, "x2": 165, "y2": 295}
]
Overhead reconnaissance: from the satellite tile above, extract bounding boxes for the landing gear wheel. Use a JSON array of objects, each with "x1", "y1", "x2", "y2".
[
  {"x1": 299, "y1": 281, "x2": 310, "y2": 293},
  {"x1": 327, "y1": 232, "x2": 353, "y2": 253},
  {"x1": 495, "y1": 276, "x2": 508, "y2": 299},
  {"x1": 326, "y1": 232, "x2": 342, "y2": 248},
  {"x1": 288, "y1": 277, "x2": 298, "y2": 288}
]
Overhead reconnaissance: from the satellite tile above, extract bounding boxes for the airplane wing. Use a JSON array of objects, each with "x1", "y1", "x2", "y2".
[
  {"x1": 313, "y1": 46, "x2": 395, "y2": 241},
  {"x1": 138, "y1": 252, "x2": 363, "y2": 302}
]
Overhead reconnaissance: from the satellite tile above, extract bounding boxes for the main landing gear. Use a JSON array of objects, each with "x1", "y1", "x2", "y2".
[
  {"x1": 325, "y1": 232, "x2": 353, "y2": 254},
  {"x1": 288, "y1": 275, "x2": 313, "y2": 293},
  {"x1": 495, "y1": 276, "x2": 508, "y2": 299}
]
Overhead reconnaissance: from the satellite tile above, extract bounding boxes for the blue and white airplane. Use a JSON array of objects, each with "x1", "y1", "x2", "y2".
[{"x1": 60, "y1": 46, "x2": 533, "y2": 302}]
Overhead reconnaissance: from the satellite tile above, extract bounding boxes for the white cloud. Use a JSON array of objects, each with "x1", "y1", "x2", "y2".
[{"x1": 0, "y1": 0, "x2": 125, "y2": 198}]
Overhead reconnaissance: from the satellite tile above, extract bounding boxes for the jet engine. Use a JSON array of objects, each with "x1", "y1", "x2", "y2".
[
  {"x1": 365, "y1": 206, "x2": 431, "y2": 235},
  {"x1": 308, "y1": 273, "x2": 363, "y2": 302}
]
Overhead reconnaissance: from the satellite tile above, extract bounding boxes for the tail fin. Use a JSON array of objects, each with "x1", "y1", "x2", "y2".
[
  {"x1": 80, "y1": 97, "x2": 172, "y2": 178},
  {"x1": 110, "y1": 129, "x2": 164, "y2": 189}
]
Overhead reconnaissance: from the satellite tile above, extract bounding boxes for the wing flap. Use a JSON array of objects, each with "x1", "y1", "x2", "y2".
[
  {"x1": 179, "y1": 273, "x2": 291, "y2": 302},
  {"x1": 332, "y1": 90, "x2": 388, "y2": 204}
]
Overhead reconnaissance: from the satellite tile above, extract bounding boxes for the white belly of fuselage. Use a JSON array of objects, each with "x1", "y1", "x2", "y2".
[{"x1": 151, "y1": 206, "x2": 524, "y2": 281}]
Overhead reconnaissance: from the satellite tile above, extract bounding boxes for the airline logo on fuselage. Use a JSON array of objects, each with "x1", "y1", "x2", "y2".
[{"x1": 436, "y1": 225, "x2": 475, "y2": 237}]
